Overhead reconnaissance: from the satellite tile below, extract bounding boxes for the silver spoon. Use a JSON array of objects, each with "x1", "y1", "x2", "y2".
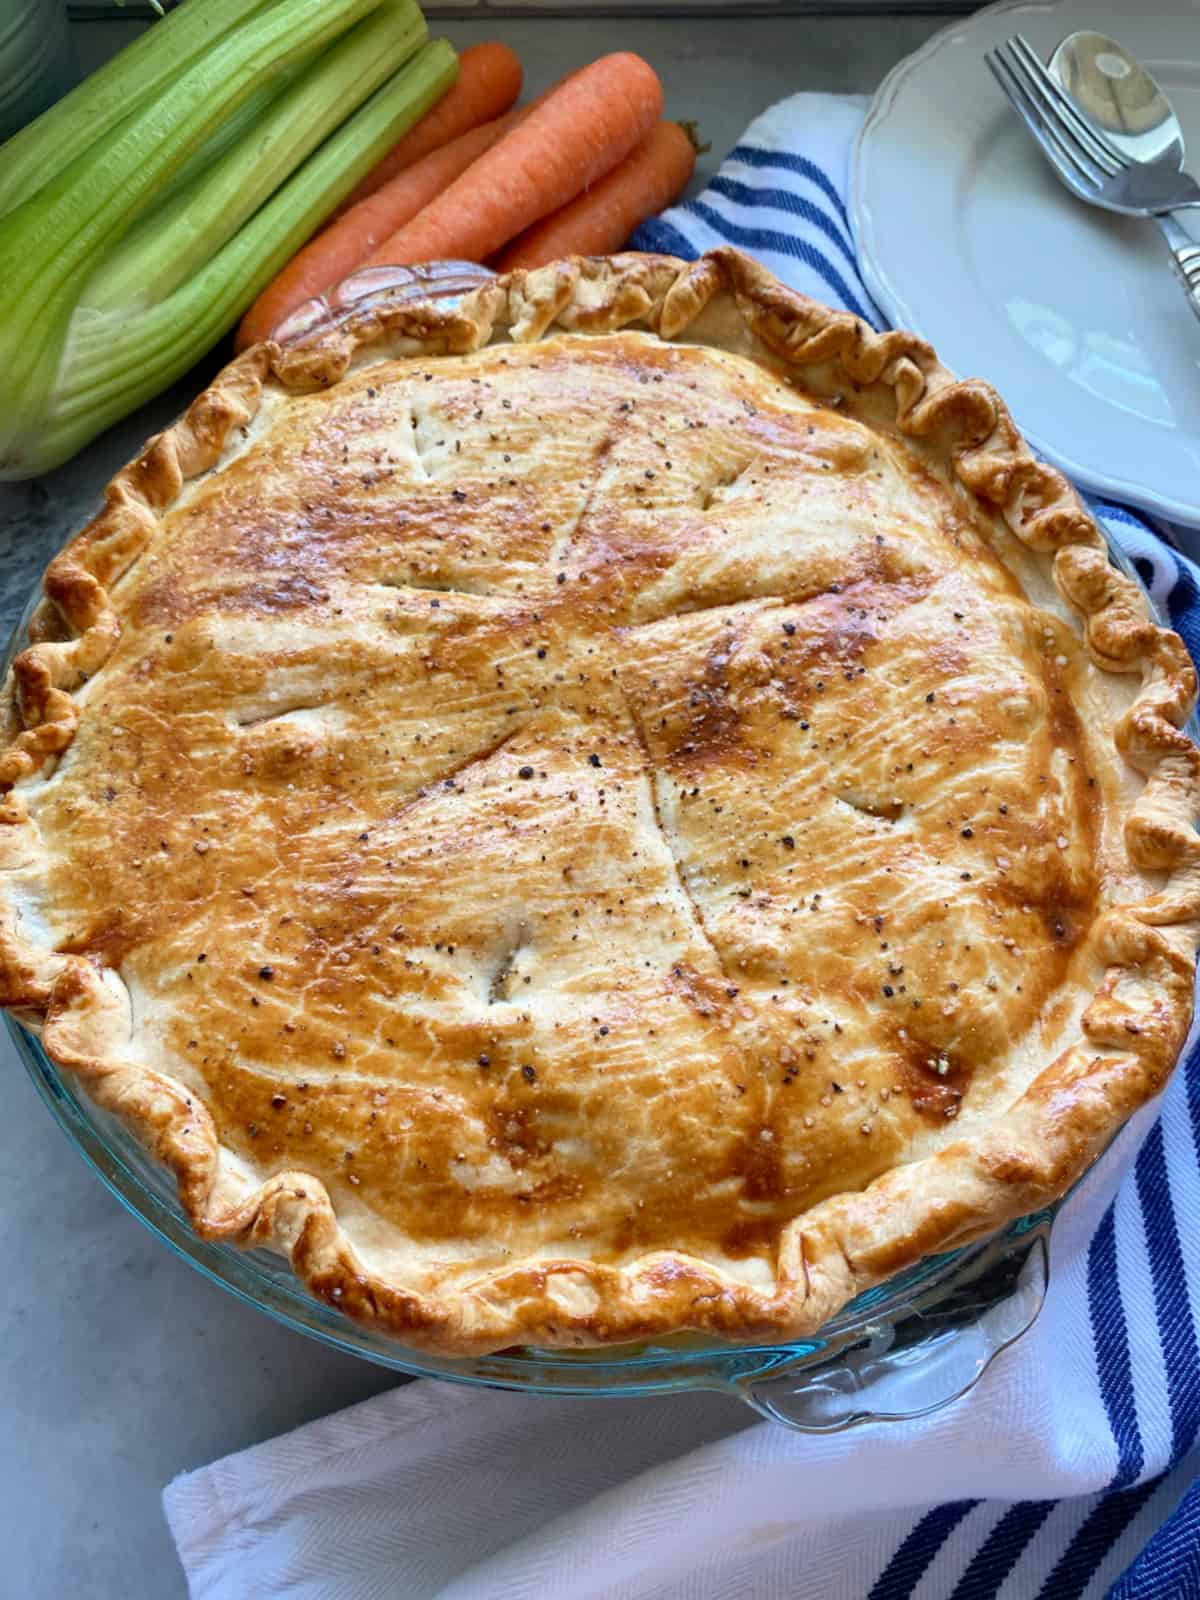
[
  {"x1": 1048, "y1": 32, "x2": 1200, "y2": 303},
  {"x1": 1049, "y1": 31, "x2": 1197, "y2": 181}
]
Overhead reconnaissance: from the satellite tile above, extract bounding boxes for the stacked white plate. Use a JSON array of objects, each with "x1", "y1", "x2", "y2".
[{"x1": 852, "y1": 0, "x2": 1200, "y2": 527}]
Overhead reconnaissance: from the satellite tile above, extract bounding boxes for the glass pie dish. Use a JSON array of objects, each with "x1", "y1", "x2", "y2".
[{"x1": 2, "y1": 428, "x2": 1181, "y2": 1433}]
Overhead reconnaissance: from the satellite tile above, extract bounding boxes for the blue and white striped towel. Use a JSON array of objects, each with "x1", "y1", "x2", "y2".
[{"x1": 164, "y1": 96, "x2": 1200, "y2": 1600}]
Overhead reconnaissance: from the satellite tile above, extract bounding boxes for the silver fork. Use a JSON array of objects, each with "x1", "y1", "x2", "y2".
[{"x1": 985, "y1": 34, "x2": 1200, "y2": 322}]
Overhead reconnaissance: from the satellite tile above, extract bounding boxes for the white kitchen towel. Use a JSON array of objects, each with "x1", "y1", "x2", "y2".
[{"x1": 164, "y1": 94, "x2": 1200, "y2": 1600}]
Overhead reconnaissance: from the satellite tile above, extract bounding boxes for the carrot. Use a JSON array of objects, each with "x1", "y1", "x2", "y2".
[
  {"x1": 235, "y1": 110, "x2": 523, "y2": 351},
  {"x1": 234, "y1": 68, "x2": 593, "y2": 350},
  {"x1": 364, "y1": 52, "x2": 664, "y2": 271},
  {"x1": 328, "y1": 42, "x2": 522, "y2": 222},
  {"x1": 492, "y1": 122, "x2": 696, "y2": 273}
]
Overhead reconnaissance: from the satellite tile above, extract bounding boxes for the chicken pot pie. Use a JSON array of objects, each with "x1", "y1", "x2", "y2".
[{"x1": 2, "y1": 248, "x2": 1198, "y2": 1356}]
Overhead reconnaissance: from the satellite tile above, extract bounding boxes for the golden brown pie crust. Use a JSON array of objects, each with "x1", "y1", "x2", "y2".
[{"x1": 2, "y1": 248, "x2": 1199, "y2": 1355}]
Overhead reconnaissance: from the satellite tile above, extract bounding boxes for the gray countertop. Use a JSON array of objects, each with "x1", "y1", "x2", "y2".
[{"x1": 0, "y1": 16, "x2": 944, "y2": 1597}]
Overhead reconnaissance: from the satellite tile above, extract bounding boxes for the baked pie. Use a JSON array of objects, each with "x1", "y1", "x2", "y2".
[{"x1": 3, "y1": 249, "x2": 1197, "y2": 1355}]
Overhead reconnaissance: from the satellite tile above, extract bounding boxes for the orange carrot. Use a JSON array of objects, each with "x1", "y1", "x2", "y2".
[
  {"x1": 492, "y1": 122, "x2": 696, "y2": 273},
  {"x1": 328, "y1": 42, "x2": 522, "y2": 221},
  {"x1": 235, "y1": 111, "x2": 523, "y2": 351},
  {"x1": 364, "y1": 52, "x2": 664, "y2": 271},
  {"x1": 235, "y1": 70, "x2": 589, "y2": 350}
]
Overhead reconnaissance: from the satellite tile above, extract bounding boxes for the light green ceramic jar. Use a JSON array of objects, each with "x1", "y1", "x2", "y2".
[{"x1": 0, "y1": 0, "x2": 78, "y2": 145}]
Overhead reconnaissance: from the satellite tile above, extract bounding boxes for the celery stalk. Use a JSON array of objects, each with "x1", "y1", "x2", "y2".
[
  {"x1": 86, "y1": 0, "x2": 427, "y2": 314},
  {"x1": 154, "y1": 48, "x2": 322, "y2": 215},
  {"x1": 0, "y1": 0, "x2": 282, "y2": 218},
  {"x1": 0, "y1": 0, "x2": 378, "y2": 467},
  {"x1": 0, "y1": 40, "x2": 459, "y2": 478}
]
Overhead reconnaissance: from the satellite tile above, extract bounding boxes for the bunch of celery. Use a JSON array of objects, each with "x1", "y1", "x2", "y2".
[{"x1": 0, "y1": 0, "x2": 457, "y2": 479}]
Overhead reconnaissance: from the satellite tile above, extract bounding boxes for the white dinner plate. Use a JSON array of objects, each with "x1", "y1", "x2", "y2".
[{"x1": 851, "y1": 0, "x2": 1200, "y2": 527}]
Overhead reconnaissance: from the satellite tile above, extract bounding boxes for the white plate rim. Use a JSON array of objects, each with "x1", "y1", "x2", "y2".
[{"x1": 850, "y1": 0, "x2": 1200, "y2": 528}]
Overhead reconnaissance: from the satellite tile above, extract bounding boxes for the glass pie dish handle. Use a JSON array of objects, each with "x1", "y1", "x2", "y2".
[
  {"x1": 268, "y1": 261, "x2": 498, "y2": 347},
  {"x1": 737, "y1": 1216, "x2": 1051, "y2": 1432}
]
